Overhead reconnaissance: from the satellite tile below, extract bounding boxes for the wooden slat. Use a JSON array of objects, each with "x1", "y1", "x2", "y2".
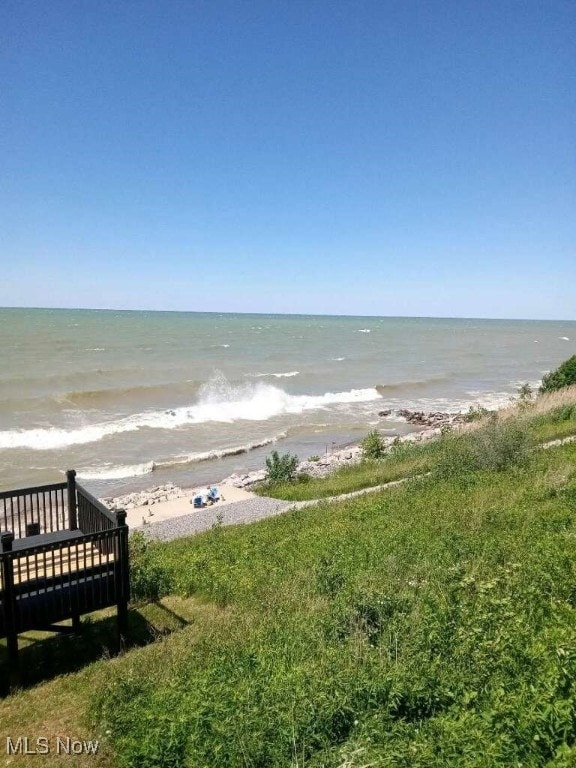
[{"x1": 0, "y1": 543, "x2": 116, "y2": 588}]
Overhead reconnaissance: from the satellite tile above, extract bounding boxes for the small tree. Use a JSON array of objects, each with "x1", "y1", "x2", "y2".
[
  {"x1": 516, "y1": 382, "x2": 534, "y2": 410},
  {"x1": 361, "y1": 429, "x2": 386, "y2": 460},
  {"x1": 265, "y1": 450, "x2": 299, "y2": 483},
  {"x1": 540, "y1": 355, "x2": 576, "y2": 394}
]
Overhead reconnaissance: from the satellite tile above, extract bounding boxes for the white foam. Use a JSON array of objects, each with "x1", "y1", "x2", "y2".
[
  {"x1": 76, "y1": 433, "x2": 288, "y2": 480},
  {"x1": 157, "y1": 433, "x2": 288, "y2": 467},
  {"x1": 508, "y1": 379, "x2": 541, "y2": 391},
  {"x1": 77, "y1": 462, "x2": 155, "y2": 480},
  {"x1": 0, "y1": 375, "x2": 382, "y2": 451},
  {"x1": 86, "y1": 348, "x2": 105, "y2": 351},
  {"x1": 383, "y1": 391, "x2": 516, "y2": 414},
  {"x1": 332, "y1": 357, "x2": 346, "y2": 361},
  {"x1": 560, "y1": 336, "x2": 570, "y2": 341},
  {"x1": 357, "y1": 329, "x2": 371, "y2": 333},
  {"x1": 251, "y1": 371, "x2": 300, "y2": 378}
]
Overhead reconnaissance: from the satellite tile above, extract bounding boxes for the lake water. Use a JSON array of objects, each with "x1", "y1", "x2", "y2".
[{"x1": 1, "y1": 308, "x2": 574, "y2": 495}]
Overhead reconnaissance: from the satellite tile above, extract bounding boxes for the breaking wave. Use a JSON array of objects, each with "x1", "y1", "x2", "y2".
[
  {"x1": 76, "y1": 462, "x2": 156, "y2": 480},
  {"x1": 0, "y1": 374, "x2": 382, "y2": 451},
  {"x1": 76, "y1": 434, "x2": 287, "y2": 480}
]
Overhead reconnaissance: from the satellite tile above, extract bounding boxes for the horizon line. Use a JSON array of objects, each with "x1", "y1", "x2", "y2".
[{"x1": 0, "y1": 305, "x2": 575, "y2": 324}]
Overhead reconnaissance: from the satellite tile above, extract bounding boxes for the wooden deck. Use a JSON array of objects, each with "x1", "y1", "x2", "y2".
[
  {"x1": 0, "y1": 531, "x2": 116, "y2": 588},
  {"x1": 0, "y1": 471, "x2": 130, "y2": 684}
]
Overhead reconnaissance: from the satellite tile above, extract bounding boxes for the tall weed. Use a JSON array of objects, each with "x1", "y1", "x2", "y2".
[{"x1": 437, "y1": 419, "x2": 532, "y2": 478}]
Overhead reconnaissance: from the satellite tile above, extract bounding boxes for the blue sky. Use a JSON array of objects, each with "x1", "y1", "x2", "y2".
[{"x1": 1, "y1": 0, "x2": 574, "y2": 319}]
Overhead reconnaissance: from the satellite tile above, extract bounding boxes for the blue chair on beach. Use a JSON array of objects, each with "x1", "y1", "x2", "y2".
[
  {"x1": 193, "y1": 494, "x2": 204, "y2": 508},
  {"x1": 208, "y1": 487, "x2": 219, "y2": 502}
]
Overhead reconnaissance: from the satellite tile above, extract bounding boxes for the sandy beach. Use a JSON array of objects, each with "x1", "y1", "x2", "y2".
[
  {"x1": 102, "y1": 408, "x2": 466, "y2": 535},
  {"x1": 110, "y1": 482, "x2": 257, "y2": 530}
]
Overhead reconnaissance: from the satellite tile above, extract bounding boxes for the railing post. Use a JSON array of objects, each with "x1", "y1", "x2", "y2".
[
  {"x1": 1, "y1": 531, "x2": 19, "y2": 687},
  {"x1": 66, "y1": 469, "x2": 78, "y2": 531},
  {"x1": 115, "y1": 508, "x2": 129, "y2": 649}
]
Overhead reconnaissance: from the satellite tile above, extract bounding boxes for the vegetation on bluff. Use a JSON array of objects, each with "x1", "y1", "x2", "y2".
[
  {"x1": 258, "y1": 385, "x2": 576, "y2": 502},
  {"x1": 86, "y1": 392, "x2": 576, "y2": 767},
  {"x1": 265, "y1": 449, "x2": 299, "y2": 483},
  {"x1": 540, "y1": 354, "x2": 576, "y2": 394},
  {"x1": 3, "y1": 382, "x2": 576, "y2": 767}
]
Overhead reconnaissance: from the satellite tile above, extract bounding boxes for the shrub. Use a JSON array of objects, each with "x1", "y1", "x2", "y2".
[
  {"x1": 308, "y1": 455, "x2": 320, "y2": 462},
  {"x1": 464, "y1": 404, "x2": 490, "y2": 422},
  {"x1": 265, "y1": 450, "x2": 299, "y2": 483},
  {"x1": 517, "y1": 382, "x2": 533, "y2": 403},
  {"x1": 437, "y1": 419, "x2": 532, "y2": 477},
  {"x1": 540, "y1": 355, "x2": 576, "y2": 394},
  {"x1": 361, "y1": 429, "x2": 386, "y2": 460},
  {"x1": 129, "y1": 531, "x2": 171, "y2": 603},
  {"x1": 549, "y1": 403, "x2": 576, "y2": 423}
]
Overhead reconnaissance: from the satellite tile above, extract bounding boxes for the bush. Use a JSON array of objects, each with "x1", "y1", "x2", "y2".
[
  {"x1": 129, "y1": 531, "x2": 172, "y2": 603},
  {"x1": 265, "y1": 450, "x2": 299, "y2": 483},
  {"x1": 361, "y1": 429, "x2": 386, "y2": 460},
  {"x1": 540, "y1": 355, "x2": 576, "y2": 393},
  {"x1": 437, "y1": 419, "x2": 532, "y2": 477},
  {"x1": 549, "y1": 403, "x2": 576, "y2": 423},
  {"x1": 464, "y1": 404, "x2": 490, "y2": 422},
  {"x1": 517, "y1": 382, "x2": 533, "y2": 402}
]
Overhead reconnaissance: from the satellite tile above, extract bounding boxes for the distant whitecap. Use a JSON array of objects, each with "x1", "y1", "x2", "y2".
[{"x1": 250, "y1": 371, "x2": 300, "y2": 379}]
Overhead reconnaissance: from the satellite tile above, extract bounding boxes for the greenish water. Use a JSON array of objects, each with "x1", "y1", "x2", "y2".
[{"x1": 0, "y1": 308, "x2": 574, "y2": 495}]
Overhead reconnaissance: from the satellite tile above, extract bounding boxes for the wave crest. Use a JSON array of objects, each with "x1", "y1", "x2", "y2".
[
  {"x1": 0, "y1": 374, "x2": 382, "y2": 451},
  {"x1": 250, "y1": 371, "x2": 300, "y2": 379},
  {"x1": 375, "y1": 377, "x2": 450, "y2": 395},
  {"x1": 76, "y1": 433, "x2": 288, "y2": 480}
]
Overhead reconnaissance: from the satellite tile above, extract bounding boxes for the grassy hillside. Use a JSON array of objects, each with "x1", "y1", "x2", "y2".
[
  {"x1": 3, "y1": 393, "x2": 576, "y2": 767},
  {"x1": 258, "y1": 387, "x2": 576, "y2": 501}
]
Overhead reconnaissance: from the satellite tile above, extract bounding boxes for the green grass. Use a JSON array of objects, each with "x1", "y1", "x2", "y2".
[
  {"x1": 0, "y1": 596, "x2": 224, "y2": 767},
  {"x1": 257, "y1": 400, "x2": 576, "y2": 502},
  {"x1": 5, "y1": 403, "x2": 576, "y2": 766},
  {"x1": 89, "y1": 439, "x2": 576, "y2": 767},
  {"x1": 256, "y1": 440, "x2": 441, "y2": 501},
  {"x1": 524, "y1": 402, "x2": 576, "y2": 444}
]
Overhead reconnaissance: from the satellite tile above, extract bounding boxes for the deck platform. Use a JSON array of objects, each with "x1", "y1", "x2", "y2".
[{"x1": 0, "y1": 470, "x2": 130, "y2": 682}]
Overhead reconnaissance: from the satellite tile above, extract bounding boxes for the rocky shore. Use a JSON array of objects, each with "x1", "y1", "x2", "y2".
[
  {"x1": 220, "y1": 408, "x2": 468, "y2": 489},
  {"x1": 101, "y1": 409, "x2": 472, "y2": 508},
  {"x1": 102, "y1": 482, "x2": 187, "y2": 512}
]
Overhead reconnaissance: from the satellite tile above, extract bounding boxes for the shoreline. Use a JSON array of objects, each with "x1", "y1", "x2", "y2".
[{"x1": 101, "y1": 408, "x2": 469, "y2": 528}]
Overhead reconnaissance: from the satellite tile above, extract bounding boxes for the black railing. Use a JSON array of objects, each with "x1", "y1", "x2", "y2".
[
  {"x1": 0, "y1": 482, "x2": 67, "y2": 539},
  {"x1": 77, "y1": 485, "x2": 118, "y2": 533},
  {"x1": 0, "y1": 470, "x2": 130, "y2": 684}
]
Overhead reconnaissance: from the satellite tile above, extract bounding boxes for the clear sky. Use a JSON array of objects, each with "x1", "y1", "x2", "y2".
[{"x1": 1, "y1": 0, "x2": 574, "y2": 319}]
